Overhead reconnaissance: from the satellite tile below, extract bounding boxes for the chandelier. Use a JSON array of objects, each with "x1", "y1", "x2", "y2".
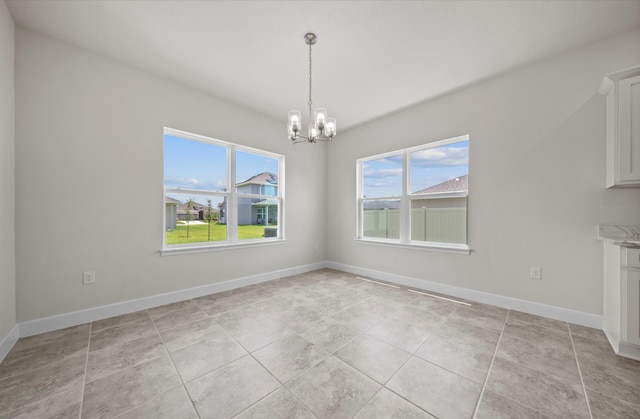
[{"x1": 288, "y1": 33, "x2": 337, "y2": 144}]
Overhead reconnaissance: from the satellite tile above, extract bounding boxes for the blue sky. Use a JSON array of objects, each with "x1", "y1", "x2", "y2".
[
  {"x1": 164, "y1": 134, "x2": 279, "y2": 203},
  {"x1": 165, "y1": 134, "x2": 467, "y2": 203},
  {"x1": 362, "y1": 140, "x2": 469, "y2": 198}
]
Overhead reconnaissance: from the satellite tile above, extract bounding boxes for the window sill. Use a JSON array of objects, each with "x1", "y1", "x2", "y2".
[
  {"x1": 161, "y1": 239, "x2": 286, "y2": 256},
  {"x1": 355, "y1": 238, "x2": 470, "y2": 255}
]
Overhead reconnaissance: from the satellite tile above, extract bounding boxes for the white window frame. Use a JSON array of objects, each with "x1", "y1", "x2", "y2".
[
  {"x1": 162, "y1": 127, "x2": 285, "y2": 255},
  {"x1": 356, "y1": 134, "x2": 469, "y2": 254}
]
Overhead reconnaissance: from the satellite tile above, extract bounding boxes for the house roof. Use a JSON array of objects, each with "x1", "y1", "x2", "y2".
[
  {"x1": 251, "y1": 199, "x2": 279, "y2": 207},
  {"x1": 414, "y1": 175, "x2": 468, "y2": 195},
  {"x1": 236, "y1": 172, "x2": 278, "y2": 187},
  {"x1": 176, "y1": 201, "x2": 211, "y2": 212}
]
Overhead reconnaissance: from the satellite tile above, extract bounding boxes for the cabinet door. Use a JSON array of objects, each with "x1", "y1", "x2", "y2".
[
  {"x1": 625, "y1": 269, "x2": 640, "y2": 346},
  {"x1": 617, "y1": 75, "x2": 640, "y2": 183}
]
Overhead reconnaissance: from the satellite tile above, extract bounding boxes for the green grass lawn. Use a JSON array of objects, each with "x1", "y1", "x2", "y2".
[{"x1": 165, "y1": 222, "x2": 269, "y2": 244}]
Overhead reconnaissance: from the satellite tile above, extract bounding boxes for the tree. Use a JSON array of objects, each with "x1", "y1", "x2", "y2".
[
  {"x1": 184, "y1": 198, "x2": 195, "y2": 238},
  {"x1": 204, "y1": 199, "x2": 216, "y2": 241}
]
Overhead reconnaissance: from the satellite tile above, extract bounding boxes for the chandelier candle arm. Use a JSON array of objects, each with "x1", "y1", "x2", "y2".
[{"x1": 287, "y1": 32, "x2": 337, "y2": 144}]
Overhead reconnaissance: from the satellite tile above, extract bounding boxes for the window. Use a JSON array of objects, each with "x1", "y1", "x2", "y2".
[
  {"x1": 163, "y1": 128, "x2": 284, "y2": 253},
  {"x1": 357, "y1": 135, "x2": 469, "y2": 252}
]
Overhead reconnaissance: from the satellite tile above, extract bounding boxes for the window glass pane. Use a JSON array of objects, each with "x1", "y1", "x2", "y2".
[
  {"x1": 236, "y1": 151, "x2": 279, "y2": 196},
  {"x1": 164, "y1": 135, "x2": 228, "y2": 191},
  {"x1": 362, "y1": 154, "x2": 403, "y2": 198},
  {"x1": 237, "y1": 197, "x2": 279, "y2": 240},
  {"x1": 410, "y1": 140, "x2": 468, "y2": 194},
  {"x1": 410, "y1": 197, "x2": 467, "y2": 244},
  {"x1": 165, "y1": 193, "x2": 226, "y2": 244},
  {"x1": 362, "y1": 199, "x2": 400, "y2": 239}
]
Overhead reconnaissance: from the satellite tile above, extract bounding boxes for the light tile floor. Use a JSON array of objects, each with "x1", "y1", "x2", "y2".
[{"x1": 1, "y1": 268, "x2": 639, "y2": 418}]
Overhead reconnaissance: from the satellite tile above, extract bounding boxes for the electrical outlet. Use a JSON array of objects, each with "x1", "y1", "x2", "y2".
[
  {"x1": 530, "y1": 267, "x2": 542, "y2": 280},
  {"x1": 83, "y1": 271, "x2": 96, "y2": 285}
]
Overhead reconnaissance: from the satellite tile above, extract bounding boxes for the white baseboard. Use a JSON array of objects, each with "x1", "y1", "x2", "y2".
[
  {"x1": 617, "y1": 342, "x2": 640, "y2": 362},
  {"x1": 13, "y1": 260, "x2": 603, "y2": 341},
  {"x1": 0, "y1": 324, "x2": 19, "y2": 363},
  {"x1": 326, "y1": 261, "x2": 602, "y2": 329},
  {"x1": 18, "y1": 261, "x2": 327, "y2": 338},
  {"x1": 604, "y1": 329, "x2": 640, "y2": 361}
]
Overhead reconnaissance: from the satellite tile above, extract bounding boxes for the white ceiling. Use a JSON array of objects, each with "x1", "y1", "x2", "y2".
[{"x1": 7, "y1": 1, "x2": 640, "y2": 131}]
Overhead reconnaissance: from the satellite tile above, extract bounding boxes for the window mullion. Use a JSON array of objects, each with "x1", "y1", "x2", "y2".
[
  {"x1": 278, "y1": 157, "x2": 285, "y2": 239},
  {"x1": 400, "y1": 151, "x2": 411, "y2": 243},
  {"x1": 356, "y1": 160, "x2": 362, "y2": 239},
  {"x1": 228, "y1": 145, "x2": 238, "y2": 243}
]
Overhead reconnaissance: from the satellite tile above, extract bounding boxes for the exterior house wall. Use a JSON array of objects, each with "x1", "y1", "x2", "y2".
[
  {"x1": 237, "y1": 198, "x2": 253, "y2": 225},
  {"x1": 165, "y1": 204, "x2": 176, "y2": 230},
  {"x1": 234, "y1": 183, "x2": 279, "y2": 225}
]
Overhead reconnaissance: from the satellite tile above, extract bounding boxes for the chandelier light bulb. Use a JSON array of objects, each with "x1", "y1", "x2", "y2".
[
  {"x1": 315, "y1": 108, "x2": 326, "y2": 131},
  {"x1": 325, "y1": 118, "x2": 336, "y2": 138},
  {"x1": 288, "y1": 110, "x2": 302, "y2": 133}
]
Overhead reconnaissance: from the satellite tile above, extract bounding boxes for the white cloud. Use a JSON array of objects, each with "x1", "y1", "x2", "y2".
[
  {"x1": 411, "y1": 146, "x2": 468, "y2": 168},
  {"x1": 164, "y1": 177, "x2": 226, "y2": 190},
  {"x1": 363, "y1": 168, "x2": 403, "y2": 179}
]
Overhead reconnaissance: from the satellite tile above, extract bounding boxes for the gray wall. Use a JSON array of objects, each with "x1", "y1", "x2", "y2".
[
  {"x1": 8, "y1": 20, "x2": 640, "y2": 327},
  {"x1": 15, "y1": 28, "x2": 326, "y2": 322},
  {"x1": 0, "y1": 2, "x2": 15, "y2": 340},
  {"x1": 327, "y1": 28, "x2": 640, "y2": 316}
]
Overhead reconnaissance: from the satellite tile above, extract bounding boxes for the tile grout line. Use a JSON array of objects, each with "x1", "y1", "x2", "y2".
[
  {"x1": 218, "y1": 306, "x2": 321, "y2": 417},
  {"x1": 343, "y1": 376, "x2": 382, "y2": 418},
  {"x1": 138, "y1": 301, "x2": 265, "y2": 417},
  {"x1": 204, "y1": 298, "x2": 290, "y2": 418},
  {"x1": 148, "y1": 305, "x2": 203, "y2": 419},
  {"x1": 350, "y1": 292, "x2": 465, "y2": 418},
  {"x1": 77, "y1": 321, "x2": 93, "y2": 419},
  {"x1": 375, "y1": 352, "x2": 432, "y2": 416},
  {"x1": 568, "y1": 324, "x2": 594, "y2": 419},
  {"x1": 471, "y1": 308, "x2": 510, "y2": 419},
  {"x1": 229, "y1": 283, "x2": 382, "y2": 418},
  {"x1": 237, "y1": 352, "x2": 320, "y2": 418}
]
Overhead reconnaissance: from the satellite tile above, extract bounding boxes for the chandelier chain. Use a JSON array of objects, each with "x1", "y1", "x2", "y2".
[{"x1": 308, "y1": 42, "x2": 313, "y2": 110}]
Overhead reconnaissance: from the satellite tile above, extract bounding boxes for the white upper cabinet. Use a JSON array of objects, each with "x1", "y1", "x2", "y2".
[{"x1": 600, "y1": 65, "x2": 640, "y2": 188}]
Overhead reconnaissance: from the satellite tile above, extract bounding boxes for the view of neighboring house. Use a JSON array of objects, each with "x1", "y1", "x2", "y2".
[
  {"x1": 362, "y1": 174, "x2": 468, "y2": 210},
  {"x1": 164, "y1": 172, "x2": 275, "y2": 231},
  {"x1": 177, "y1": 201, "x2": 210, "y2": 221},
  {"x1": 165, "y1": 197, "x2": 220, "y2": 230},
  {"x1": 412, "y1": 174, "x2": 468, "y2": 243},
  {"x1": 412, "y1": 174, "x2": 468, "y2": 207},
  {"x1": 219, "y1": 172, "x2": 279, "y2": 225},
  {"x1": 165, "y1": 196, "x2": 181, "y2": 230}
]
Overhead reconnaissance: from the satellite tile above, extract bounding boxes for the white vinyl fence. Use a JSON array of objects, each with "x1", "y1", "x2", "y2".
[{"x1": 363, "y1": 208, "x2": 466, "y2": 244}]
